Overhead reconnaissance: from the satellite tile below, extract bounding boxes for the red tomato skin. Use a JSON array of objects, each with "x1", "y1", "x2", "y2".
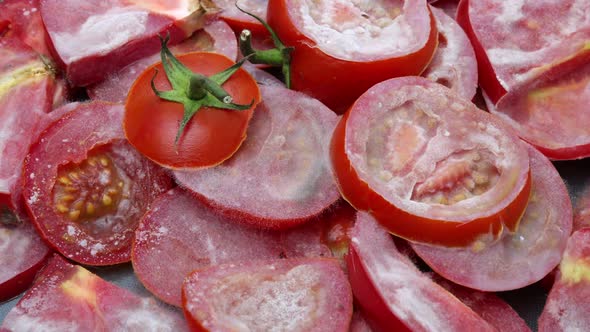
[
  {"x1": 125, "y1": 52, "x2": 261, "y2": 170},
  {"x1": 267, "y1": 0, "x2": 439, "y2": 114},
  {"x1": 330, "y1": 111, "x2": 532, "y2": 247},
  {"x1": 456, "y1": 0, "x2": 506, "y2": 104}
]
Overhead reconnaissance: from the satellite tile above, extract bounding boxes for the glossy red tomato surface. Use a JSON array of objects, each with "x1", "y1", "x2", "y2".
[{"x1": 125, "y1": 52, "x2": 260, "y2": 169}]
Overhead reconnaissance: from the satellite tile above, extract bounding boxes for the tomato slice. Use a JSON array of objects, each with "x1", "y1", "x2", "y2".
[
  {"x1": 132, "y1": 187, "x2": 331, "y2": 307},
  {"x1": 422, "y1": 6, "x2": 478, "y2": 100},
  {"x1": 538, "y1": 228, "x2": 590, "y2": 331},
  {"x1": 267, "y1": 0, "x2": 438, "y2": 113},
  {"x1": 489, "y1": 49, "x2": 590, "y2": 160},
  {"x1": 456, "y1": 0, "x2": 590, "y2": 104},
  {"x1": 347, "y1": 212, "x2": 496, "y2": 331},
  {"x1": 0, "y1": 217, "x2": 51, "y2": 302},
  {"x1": 1, "y1": 254, "x2": 188, "y2": 331},
  {"x1": 174, "y1": 85, "x2": 339, "y2": 229},
  {"x1": 412, "y1": 143, "x2": 572, "y2": 291},
  {"x1": 331, "y1": 76, "x2": 531, "y2": 246},
  {"x1": 182, "y1": 258, "x2": 352, "y2": 331},
  {"x1": 88, "y1": 19, "x2": 239, "y2": 103},
  {"x1": 23, "y1": 102, "x2": 172, "y2": 266},
  {"x1": 0, "y1": 0, "x2": 54, "y2": 58},
  {"x1": 125, "y1": 51, "x2": 261, "y2": 169}
]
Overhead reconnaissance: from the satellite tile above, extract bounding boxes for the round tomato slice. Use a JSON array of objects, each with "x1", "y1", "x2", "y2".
[
  {"x1": 175, "y1": 85, "x2": 340, "y2": 229},
  {"x1": 411, "y1": 144, "x2": 572, "y2": 291},
  {"x1": 267, "y1": 0, "x2": 438, "y2": 113},
  {"x1": 125, "y1": 52, "x2": 260, "y2": 169},
  {"x1": 331, "y1": 76, "x2": 531, "y2": 246},
  {"x1": 23, "y1": 102, "x2": 172, "y2": 266}
]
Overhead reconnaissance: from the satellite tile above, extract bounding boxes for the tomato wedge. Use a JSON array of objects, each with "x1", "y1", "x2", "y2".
[
  {"x1": 267, "y1": 0, "x2": 438, "y2": 113},
  {"x1": 125, "y1": 50, "x2": 261, "y2": 169},
  {"x1": 331, "y1": 76, "x2": 531, "y2": 246},
  {"x1": 23, "y1": 101, "x2": 172, "y2": 266}
]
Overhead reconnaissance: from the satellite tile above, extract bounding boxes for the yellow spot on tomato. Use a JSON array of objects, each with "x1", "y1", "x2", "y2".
[{"x1": 560, "y1": 258, "x2": 590, "y2": 284}]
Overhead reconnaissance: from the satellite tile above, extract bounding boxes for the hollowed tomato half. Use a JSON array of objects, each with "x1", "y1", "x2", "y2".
[
  {"x1": 23, "y1": 102, "x2": 172, "y2": 266},
  {"x1": 331, "y1": 76, "x2": 531, "y2": 247}
]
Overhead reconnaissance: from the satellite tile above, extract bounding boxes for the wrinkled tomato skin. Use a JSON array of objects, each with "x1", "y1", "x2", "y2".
[
  {"x1": 125, "y1": 52, "x2": 260, "y2": 169},
  {"x1": 330, "y1": 111, "x2": 532, "y2": 247},
  {"x1": 456, "y1": 0, "x2": 506, "y2": 104},
  {"x1": 267, "y1": 0, "x2": 439, "y2": 114}
]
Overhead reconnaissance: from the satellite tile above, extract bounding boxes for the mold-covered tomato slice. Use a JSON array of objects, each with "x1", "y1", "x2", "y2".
[
  {"x1": 1, "y1": 254, "x2": 188, "y2": 331},
  {"x1": 0, "y1": 36, "x2": 63, "y2": 214},
  {"x1": 23, "y1": 101, "x2": 172, "y2": 266},
  {"x1": 216, "y1": 0, "x2": 269, "y2": 35},
  {"x1": 432, "y1": 0, "x2": 459, "y2": 18},
  {"x1": 267, "y1": 0, "x2": 438, "y2": 113},
  {"x1": 422, "y1": 6, "x2": 478, "y2": 100},
  {"x1": 489, "y1": 49, "x2": 590, "y2": 160},
  {"x1": 40, "y1": 0, "x2": 216, "y2": 86},
  {"x1": 456, "y1": 0, "x2": 590, "y2": 104},
  {"x1": 347, "y1": 212, "x2": 496, "y2": 331},
  {"x1": 182, "y1": 258, "x2": 352, "y2": 331},
  {"x1": 125, "y1": 49, "x2": 261, "y2": 169},
  {"x1": 132, "y1": 188, "x2": 331, "y2": 307},
  {"x1": 175, "y1": 85, "x2": 340, "y2": 229},
  {"x1": 412, "y1": 144, "x2": 572, "y2": 291},
  {"x1": 538, "y1": 228, "x2": 590, "y2": 331},
  {"x1": 88, "y1": 19, "x2": 238, "y2": 103},
  {"x1": 573, "y1": 181, "x2": 590, "y2": 232},
  {"x1": 331, "y1": 76, "x2": 531, "y2": 246},
  {"x1": 0, "y1": 217, "x2": 51, "y2": 302},
  {"x1": 0, "y1": 0, "x2": 53, "y2": 57}
]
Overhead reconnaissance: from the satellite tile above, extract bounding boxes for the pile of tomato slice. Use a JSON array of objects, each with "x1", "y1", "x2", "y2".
[{"x1": 1, "y1": 0, "x2": 589, "y2": 330}]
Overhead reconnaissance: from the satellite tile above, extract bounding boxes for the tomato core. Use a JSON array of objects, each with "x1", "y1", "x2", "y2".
[{"x1": 52, "y1": 151, "x2": 124, "y2": 223}]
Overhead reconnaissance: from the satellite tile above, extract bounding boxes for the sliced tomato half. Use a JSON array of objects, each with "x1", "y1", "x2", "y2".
[
  {"x1": 412, "y1": 143, "x2": 572, "y2": 291},
  {"x1": 331, "y1": 76, "x2": 531, "y2": 246},
  {"x1": 1, "y1": 254, "x2": 187, "y2": 331},
  {"x1": 175, "y1": 85, "x2": 339, "y2": 229},
  {"x1": 182, "y1": 258, "x2": 352, "y2": 331},
  {"x1": 23, "y1": 102, "x2": 172, "y2": 266},
  {"x1": 267, "y1": 0, "x2": 438, "y2": 113}
]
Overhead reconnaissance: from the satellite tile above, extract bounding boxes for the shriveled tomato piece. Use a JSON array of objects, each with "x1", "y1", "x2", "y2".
[
  {"x1": 182, "y1": 258, "x2": 352, "y2": 331},
  {"x1": 0, "y1": 217, "x2": 51, "y2": 302},
  {"x1": 23, "y1": 102, "x2": 172, "y2": 266},
  {"x1": 88, "y1": 19, "x2": 238, "y2": 103},
  {"x1": 489, "y1": 49, "x2": 590, "y2": 160},
  {"x1": 331, "y1": 76, "x2": 531, "y2": 246},
  {"x1": 422, "y1": 6, "x2": 478, "y2": 100},
  {"x1": 412, "y1": 144, "x2": 572, "y2": 291},
  {"x1": 268, "y1": 0, "x2": 438, "y2": 113},
  {"x1": 1, "y1": 254, "x2": 187, "y2": 331},
  {"x1": 347, "y1": 212, "x2": 496, "y2": 331},
  {"x1": 125, "y1": 50, "x2": 261, "y2": 169},
  {"x1": 538, "y1": 228, "x2": 590, "y2": 331},
  {"x1": 132, "y1": 187, "x2": 331, "y2": 307},
  {"x1": 40, "y1": 0, "x2": 216, "y2": 86},
  {"x1": 175, "y1": 85, "x2": 339, "y2": 229},
  {"x1": 456, "y1": 0, "x2": 590, "y2": 104},
  {"x1": 0, "y1": 36, "x2": 63, "y2": 214}
]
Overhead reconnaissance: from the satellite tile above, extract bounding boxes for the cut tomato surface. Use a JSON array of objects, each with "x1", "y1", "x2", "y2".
[
  {"x1": 40, "y1": 0, "x2": 215, "y2": 86},
  {"x1": 175, "y1": 85, "x2": 340, "y2": 229},
  {"x1": 412, "y1": 144, "x2": 572, "y2": 291},
  {"x1": 125, "y1": 51, "x2": 260, "y2": 169},
  {"x1": 0, "y1": 0, "x2": 53, "y2": 57},
  {"x1": 23, "y1": 101, "x2": 172, "y2": 266},
  {"x1": 456, "y1": 0, "x2": 590, "y2": 104},
  {"x1": 0, "y1": 36, "x2": 63, "y2": 213},
  {"x1": 1, "y1": 254, "x2": 188, "y2": 331},
  {"x1": 88, "y1": 19, "x2": 238, "y2": 103},
  {"x1": 422, "y1": 6, "x2": 477, "y2": 100},
  {"x1": 132, "y1": 188, "x2": 331, "y2": 306},
  {"x1": 0, "y1": 218, "x2": 51, "y2": 302},
  {"x1": 182, "y1": 258, "x2": 352, "y2": 332},
  {"x1": 488, "y1": 49, "x2": 590, "y2": 160},
  {"x1": 538, "y1": 228, "x2": 590, "y2": 331},
  {"x1": 347, "y1": 212, "x2": 496, "y2": 331},
  {"x1": 267, "y1": 0, "x2": 438, "y2": 113},
  {"x1": 331, "y1": 76, "x2": 531, "y2": 246}
]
